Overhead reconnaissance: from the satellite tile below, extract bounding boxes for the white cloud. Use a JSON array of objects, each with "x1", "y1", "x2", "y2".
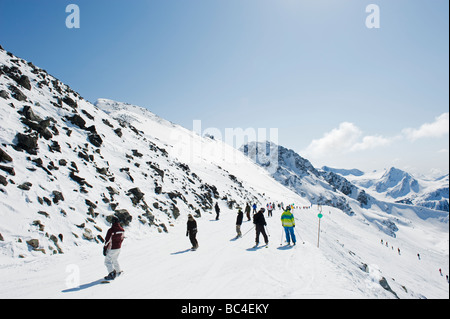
[
  {"x1": 402, "y1": 112, "x2": 449, "y2": 141},
  {"x1": 303, "y1": 122, "x2": 362, "y2": 158},
  {"x1": 302, "y1": 122, "x2": 397, "y2": 159},
  {"x1": 350, "y1": 135, "x2": 394, "y2": 151},
  {"x1": 303, "y1": 113, "x2": 448, "y2": 165}
]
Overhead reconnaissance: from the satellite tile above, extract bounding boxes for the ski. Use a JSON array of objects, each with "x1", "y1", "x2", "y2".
[{"x1": 251, "y1": 243, "x2": 268, "y2": 249}]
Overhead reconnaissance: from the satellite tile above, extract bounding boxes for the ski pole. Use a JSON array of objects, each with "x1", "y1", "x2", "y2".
[
  {"x1": 294, "y1": 227, "x2": 305, "y2": 244},
  {"x1": 241, "y1": 226, "x2": 255, "y2": 238},
  {"x1": 280, "y1": 227, "x2": 284, "y2": 246},
  {"x1": 265, "y1": 225, "x2": 270, "y2": 237}
]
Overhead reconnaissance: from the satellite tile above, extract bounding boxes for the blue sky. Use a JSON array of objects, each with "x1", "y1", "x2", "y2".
[{"x1": 1, "y1": 0, "x2": 448, "y2": 175}]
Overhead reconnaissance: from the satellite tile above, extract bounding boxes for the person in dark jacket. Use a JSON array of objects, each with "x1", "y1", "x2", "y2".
[
  {"x1": 253, "y1": 208, "x2": 269, "y2": 246},
  {"x1": 186, "y1": 214, "x2": 199, "y2": 250},
  {"x1": 236, "y1": 209, "x2": 244, "y2": 238},
  {"x1": 215, "y1": 202, "x2": 220, "y2": 220},
  {"x1": 103, "y1": 217, "x2": 125, "y2": 280},
  {"x1": 245, "y1": 203, "x2": 251, "y2": 221}
]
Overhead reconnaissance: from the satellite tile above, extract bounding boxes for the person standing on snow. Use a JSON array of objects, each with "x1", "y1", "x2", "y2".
[
  {"x1": 236, "y1": 209, "x2": 244, "y2": 238},
  {"x1": 267, "y1": 202, "x2": 273, "y2": 217},
  {"x1": 245, "y1": 203, "x2": 251, "y2": 221},
  {"x1": 281, "y1": 206, "x2": 296, "y2": 245},
  {"x1": 253, "y1": 208, "x2": 269, "y2": 247},
  {"x1": 187, "y1": 214, "x2": 199, "y2": 250},
  {"x1": 103, "y1": 217, "x2": 125, "y2": 280},
  {"x1": 215, "y1": 202, "x2": 220, "y2": 220},
  {"x1": 252, "y1": 203, "x2": 257, "y2": 214}
]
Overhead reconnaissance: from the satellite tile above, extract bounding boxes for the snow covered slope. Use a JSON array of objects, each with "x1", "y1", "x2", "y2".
[
  {"x1": 0, "y1": 46, "x2": 306, "y2": 260},
  {"x1": 0, "y1": 46, "x2": 448, "y2": 299}
]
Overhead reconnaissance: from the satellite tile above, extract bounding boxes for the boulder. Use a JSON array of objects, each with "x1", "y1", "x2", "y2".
[
  {"x1": 0, "y1": 90, "x2": 9, "y2": 99},
  {"x1": 9, "y1": 85, "x2": 27, "y2": 101},
  {"x1": 88, "y1": 133, "x2": 103, "y2": 147},
  {"x1": 63, "y1": 96, "x2": 77, "y2": 109},
  {"x1": 82, "y1": 228, "x2": 94, "y2": 241},
  {"x1": 18, "y1": 75, "x2": 31, "y2": 90},
  {"x1": 26, "y1": 239, "x2": 39, "y2": 249},
  {"x1": 15, "y1": 133, "x2": 38, "y2": 154},
  {"x1": 0, "y1": 148, "x2": 13, "y2": 163},
  {"x1": 111, "y1": 209, "x2": 132, "y2": 226}
]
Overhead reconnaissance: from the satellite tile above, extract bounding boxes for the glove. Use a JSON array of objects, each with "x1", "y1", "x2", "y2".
[{"x1": 103, "y1": 247, "x2": 107, "y2": 256}]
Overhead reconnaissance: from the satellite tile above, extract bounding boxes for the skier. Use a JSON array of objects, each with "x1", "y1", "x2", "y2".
[
  {"x1": 253, "y1": 208, "x2": 269, "y2": 247},
  {"x1": 236, "y1": 208, "x2": 243, "y2": 238},
  {"x1": 245, "y1": 203, "x2": 251, "y2": 221},
  {"x1": 103, "y1": 217, "x2": 125, "y2": 280},
  {"x1": 215, "y1": 202, "x2": 220, "y2": 220},
  {"x1": 252, "y1": 203, "x2": 257, "y2": 214},
  {"x1": 281, "y1": 206, "x2": 296, "y2": 245},
  {"x1": 267, "y1": 203, "x2": 273, "y2": 217},
  {"x1": 186, "y1": 214, "x2": 199, "y2": 250}
]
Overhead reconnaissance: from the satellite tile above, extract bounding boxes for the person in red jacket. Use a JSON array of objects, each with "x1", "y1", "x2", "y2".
[{"x1": 103, "y1": 217, "x2": 125, "y2": 280}]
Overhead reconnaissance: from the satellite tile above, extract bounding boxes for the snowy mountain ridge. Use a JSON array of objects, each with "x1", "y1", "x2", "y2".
[
  {"x1": 332, "y1": 166, "x2": 449, "y2": 213},
  {"x1": 0, "y1": 46, "x2": 448, "y2": 299}
]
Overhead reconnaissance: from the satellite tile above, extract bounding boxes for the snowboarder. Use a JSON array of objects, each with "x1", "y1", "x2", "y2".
[
  {"x1": 186, "y1": 214, "x2": 199, "y2": 250},
  {"x1": 103, "y1": 217, "x2": 125, "y2": 280},
  {"x1": 236, "y1": 209, "x2": 243, "y2": 238},
  {"x1": 215, "y1": 202, "x2": 220, "y2": 220},
  {"x1": 281, "y1": 206, "x2": 296, "y2": 245},
  {"x1": 253, "y1": 208, "x2": 268, "y2": 247},
  {"x1": 245, "y1": 203, "x2": 251, "y2": 221}
]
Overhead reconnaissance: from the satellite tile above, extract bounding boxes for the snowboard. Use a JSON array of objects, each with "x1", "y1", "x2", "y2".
[{"x1": 101, "y1": 271, "x2": 123, "y2": 284}]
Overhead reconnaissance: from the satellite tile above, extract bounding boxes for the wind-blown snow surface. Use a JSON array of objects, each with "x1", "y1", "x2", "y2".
[{"x1": 0, "y1": 47, "x2": 448, "y2": 299}]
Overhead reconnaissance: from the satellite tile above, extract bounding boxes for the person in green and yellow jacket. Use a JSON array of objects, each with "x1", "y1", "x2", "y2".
[{"x1": 281, "y1": 206, "x2": 296, "y2": 245}]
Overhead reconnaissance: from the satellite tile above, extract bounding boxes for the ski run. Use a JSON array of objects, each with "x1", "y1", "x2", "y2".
[{"x1": 1, "y1": 202, "x2": 448, "y2": 299}]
